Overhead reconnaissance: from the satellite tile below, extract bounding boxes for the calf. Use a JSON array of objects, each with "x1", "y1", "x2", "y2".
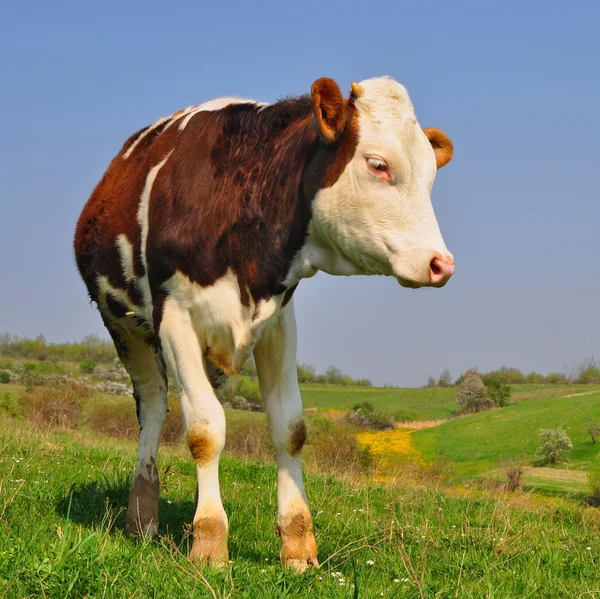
[{"x1": 74, "y1": 76, "x2": 454, "y2": 570}]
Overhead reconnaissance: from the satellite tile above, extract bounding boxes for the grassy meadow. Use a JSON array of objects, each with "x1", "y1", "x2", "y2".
[
  {"x1": 2, "y1": 421, "x2": 600, "y2": 598},
  {"x1": 413, "y1": 390, "x2": 600, "y2": 486},
  {"x1": 2, "y1": 353, "x2": 600, "y2": 597}
]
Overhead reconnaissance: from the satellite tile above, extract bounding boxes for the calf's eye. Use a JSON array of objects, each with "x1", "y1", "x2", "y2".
[{"x1": 368, "y1": 158, "x2": 388, "y2": 172}]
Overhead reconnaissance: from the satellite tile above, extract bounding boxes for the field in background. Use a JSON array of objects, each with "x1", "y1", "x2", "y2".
[
  {"x1": 412, "y1": 390, "x2": 600, "y2": 490},
  {"x1": 301, "y1": 382, "x2": 600, "y2": 422}
]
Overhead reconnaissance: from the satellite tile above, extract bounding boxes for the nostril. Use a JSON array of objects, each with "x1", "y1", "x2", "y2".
[{"x1": 430, "y1": 256, "x2": 455, "y2": 285}]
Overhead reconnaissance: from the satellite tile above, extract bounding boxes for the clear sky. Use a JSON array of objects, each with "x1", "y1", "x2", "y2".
[{"x1": 1, "y1": 0, "x2": 598, "y2": 386}]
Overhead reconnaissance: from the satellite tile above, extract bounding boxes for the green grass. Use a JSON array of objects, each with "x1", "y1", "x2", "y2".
[
  {"x1": 298, "y1": 383, "x2": 600, "y2": 423},
  {"x1": 2, "y1": 420, "x2": 600, "y2": 598},
  {"x1": 301, "y1": 384, "x2": 458, "y2": 421},
  {"x1": 413, "y1": 391, "x2": 600, "y2": 481}
]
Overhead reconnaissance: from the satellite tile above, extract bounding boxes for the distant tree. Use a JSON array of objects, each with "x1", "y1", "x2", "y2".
[
  {"x1": 0, "y1": 370, "x2": 10, "y2": 384},
  {"x1": 297, "y1": 363, "x2": 317, "y2": 384},
  {"x1": 576, "y1": 358, "x2": 600, "y2": 384},
  {"x1": 588, "y1": 421, "x2": 600, "y2": 445},
  {"x1": 438, "y1": 369, "x2": 453, "y2": 387},
  {"x1": 426, "y1": 376, "x2": 437, "y2": 388},
  {"x1": 482, "y1": 367, "x2": 525, "y2": 386},
  {"x1": 456, "y1": 372, "x2": 493, "y2": 414},
  {"x1": 454, "y1": 367, "x2": 479, "y2": 387},
  {"x1": 535, "y1": 428, "x2": 572, "y2": 464},
  {"x1": 325, "y1": 365, "x2": 344, "y2": 385},
  {"x1": 355, "y1": 379, "x2": 373, "y2": 388},
  {"x1": 525, "y1": 372, "x2": 545, "y2": 384},
  {"x1": 545, "y1": 372, "x2": 569, "y2": 385},
  {"x1": 81, "y1": 334, "x2": 104, "y2": 347},
  {"x1": 485, "y1": 378, "x2": 511, "y2": 407}
]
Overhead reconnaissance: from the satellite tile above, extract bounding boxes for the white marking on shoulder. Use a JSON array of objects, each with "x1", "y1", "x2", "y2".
[{"x1": 177, "y1": 97, "x2": 269, "y2": 131}]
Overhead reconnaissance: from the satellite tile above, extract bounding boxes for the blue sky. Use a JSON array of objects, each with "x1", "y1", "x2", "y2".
[{"x1": 1, "y1": 0, "x2": 598, "y2": 386}]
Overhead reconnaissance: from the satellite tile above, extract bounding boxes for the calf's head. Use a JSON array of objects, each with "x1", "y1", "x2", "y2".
[{"x1": 308, "y1": 76, "x2": 454, "y2": 288}]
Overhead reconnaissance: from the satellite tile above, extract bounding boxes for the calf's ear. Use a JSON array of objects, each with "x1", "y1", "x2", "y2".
[
  {"x1": 423, "y1": 127, "x2": 453, "y2": 168},
  {"x1": 311, "y1": 77, "x2": 346, "y2": 143}
]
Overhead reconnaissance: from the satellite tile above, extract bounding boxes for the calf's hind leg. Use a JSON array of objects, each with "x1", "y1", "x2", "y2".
[
  {"x1": 158, "y1": 299, "x2": 229, "y2": 564},
  {"x1": 106, "y1": 325, "x2": 168, "y2": 537}
]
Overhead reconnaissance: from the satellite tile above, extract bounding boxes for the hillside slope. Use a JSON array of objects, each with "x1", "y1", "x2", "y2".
[{"x1": 413, "y1": 391, "x2": 600, "y2": 479}]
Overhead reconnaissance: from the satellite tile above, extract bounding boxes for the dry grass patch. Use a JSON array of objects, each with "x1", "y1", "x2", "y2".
[
  {"x1": 89, "y1": 404, "x2": 138, "y2": 439},
  {"x1": 225, "y1": 419, "x2": 274, "y2": 462},
  {"x1": 19, "y1": 382, "x2": 89, "y2": 428}
]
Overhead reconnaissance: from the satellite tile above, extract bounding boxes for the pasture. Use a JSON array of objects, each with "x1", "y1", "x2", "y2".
[
  {"x1": 2, "y1": 373, "x2": 600, "y2": 596},
  {"x1": 2, "y1": 420, "x2": 600, "y2": 598},
  {"x1": 413, "y1": 390, "x2": 600, "y2": 485}
]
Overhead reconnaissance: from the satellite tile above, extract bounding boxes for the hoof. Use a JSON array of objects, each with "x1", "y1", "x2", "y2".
[
  {"x1": 126, "y1": 473, "x2": 159, "y2": 538},
  {"x1": 126, "y1": 518, "x2": 158, "y2": 539},
  {"x1": 189, "y1": 514, "x2": 229, "y2": 566},
  {"x1": 279, "y1": 512, "x2": 318, "y2": 573}
]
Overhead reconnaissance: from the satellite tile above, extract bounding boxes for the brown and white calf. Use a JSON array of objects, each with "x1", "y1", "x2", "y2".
[{"x1": 74, "y1": 76, "x2": 454, "y2": 570}]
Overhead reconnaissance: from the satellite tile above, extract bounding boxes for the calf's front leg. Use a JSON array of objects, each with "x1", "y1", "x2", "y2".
[{"x1": 254, "y1": 299, "x2": 318, "y2": 572}]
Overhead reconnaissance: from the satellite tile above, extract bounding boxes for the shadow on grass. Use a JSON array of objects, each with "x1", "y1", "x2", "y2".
[
  {"x1": 55, "y1": 474, "x2": 274, "y2": 565},
  {"x1": 55, "y1": 474, "x2": 193, "y2": 544}
]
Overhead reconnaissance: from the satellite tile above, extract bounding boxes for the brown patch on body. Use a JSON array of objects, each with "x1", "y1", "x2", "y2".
[
  {"x1": 75, "y1": 79, "x2": 361, "y2": 340},
  {"x1": 188, "y1": 423, "x2": 220, "y2": 467},
  {"x1": 190, "y1": 515, "x2": 229, "y2": 565},
  {"x1": 126, "y1": 467, "x2": 160, "y2": 537},
  {"x1": 288, "y1": 419, "x2": 307, "y2": 455},
  {"x1": 278, "y1": 510, "x2": 319, "y2": 571}
]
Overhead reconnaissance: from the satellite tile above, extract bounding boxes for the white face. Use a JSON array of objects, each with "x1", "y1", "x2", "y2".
[{"x1": 309, "y1": 77, "x2": 454, "y2": 288}]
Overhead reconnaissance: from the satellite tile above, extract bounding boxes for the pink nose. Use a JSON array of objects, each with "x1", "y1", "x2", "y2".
[{"x1": 429, "y1": 256, "x2": 455, "y2": 287}]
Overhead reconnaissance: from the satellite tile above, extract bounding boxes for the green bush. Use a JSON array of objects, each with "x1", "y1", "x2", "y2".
[
  {"x1": 0, "y1": 370, "x2": 10, "y2": 384},
  {"x1": 234, "y1": 378, "x2": 262, "y2": 405},
  {"x1": 347, "y1": 401, "x2": 395, "y2": 430},
  {"x1": 79, "y1": 358, "x2": 97, "y2": 374},
  {"x1": 310, "y1": 418, "x2": 374, "y2": 475},
  {"x1": 587, "y1": 421, "x2": 600, "y2": 445},
  {"x1": 535, "y1": 428, "x2": 573, "y2": 465},
  {"x1": 485, "y1": 378, "x2": 511, "y2": 407}
]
